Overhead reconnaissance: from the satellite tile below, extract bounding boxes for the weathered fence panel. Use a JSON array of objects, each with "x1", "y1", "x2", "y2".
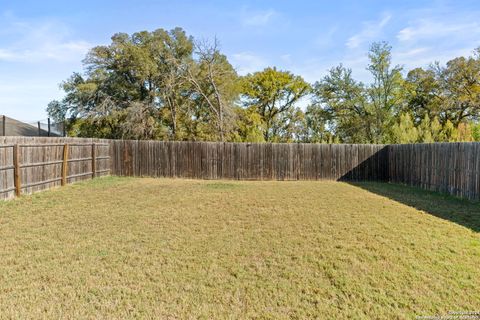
[
  {"x1": 110, "y1": 140, "x2": 389, "y2": 182},
  {"x1": 0, "y1": 137, "x2": 111, "y2": 200},
  {"x1": 389, "y1": 143, "x2": 480, "y2": 201},
  {"x1": 2, "y1": 138, "x2": 479, "y2": 201}
]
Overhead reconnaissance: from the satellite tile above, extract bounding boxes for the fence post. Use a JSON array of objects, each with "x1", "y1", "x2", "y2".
[
  {"x1": 13, "y1": 144, "x2": 21, "y2": 197},
  {"x1": 47, "y1": 118, "x2": 51, "y2": 137},
  {"x1": 62, "y1": 144, "x2": 69, "y2": 186},
  {"x1": 92, "y1": 143, "x2": 96, "y2": 179},
  {"x1": 2, "y1": 115, "x2": 5, "y2": 136}
]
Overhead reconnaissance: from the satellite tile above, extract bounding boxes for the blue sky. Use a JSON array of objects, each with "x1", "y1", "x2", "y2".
[{"x1": 1, "y1": 0, "x2": 479, "y2": 121}]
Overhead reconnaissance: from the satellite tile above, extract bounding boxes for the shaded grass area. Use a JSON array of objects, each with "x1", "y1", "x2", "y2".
[
  {"x1": 352, "y1": 182, "x2": 480, "y2": 232},
  {"x1": 0, "y1": 177, "x2": 479, "y2": 319}
]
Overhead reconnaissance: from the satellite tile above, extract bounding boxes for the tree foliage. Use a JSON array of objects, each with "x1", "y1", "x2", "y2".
[
  {"x1": 240, "y1": 67, "x2": 310, "y2": 142},
  {"x1": 48, "y1": 29, "x2": 480, "y2": 143},
  {"x1": 48, "y1": 28, "x2": 238, "y2": 141}
]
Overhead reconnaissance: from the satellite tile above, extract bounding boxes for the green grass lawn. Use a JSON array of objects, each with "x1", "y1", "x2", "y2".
[{"x1": 0, "y1": 177, "x2": 479, "y2": 319}]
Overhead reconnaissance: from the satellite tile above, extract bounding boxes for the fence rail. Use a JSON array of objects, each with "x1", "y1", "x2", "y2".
[{"x1": 0, "y1": 137, "x2": 111, "y2": 200}]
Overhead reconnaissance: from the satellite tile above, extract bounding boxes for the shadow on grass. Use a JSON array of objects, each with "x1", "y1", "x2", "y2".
[{"x1": 349, "y1": 181, "x2": 480, "y2": 233}]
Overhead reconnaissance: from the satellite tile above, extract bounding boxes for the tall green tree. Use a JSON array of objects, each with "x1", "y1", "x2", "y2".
[
  {"x1": 311, "y1": 65, "x2": 370, "y2": 143},
  {"x1": 154, "y1": 28, "x2": 194, "y2": 139},
  {"x1": 434, "y1": 51, "x2": 480, "y2": 125},
  {"x1": 232, "y1": 106, "x2": 265, "y2": 142},
  {"x1": 241, "y1": 67, "x2": 310, "y2": 142},
  {"x1": 404, "y1": 49, "x2": 480, "y2": 128},
  {"x1": 47, "y1": 28, "x2": 238, "y2": 141},
  {"x1": 366, "y1": 42, "x2": 403, "y2": 143},
  {"x1": 311, "y1": 42, "x2": 403, "y2": 143},
  {"x1": 303, "y1": 104, "x2": 331, "y2": 143},
  {"x1": 403, "y1": 67, "x2": 443, "y2": 124},
  {"x1": 49, "y1": 29, "x2": 195, "y2": 139},
  {"x1": 182, "y1": 39, "x2": 239, "y2": 141},
  {"x1": 48, "y1": 30, "x2": 480, "y2": 144}
]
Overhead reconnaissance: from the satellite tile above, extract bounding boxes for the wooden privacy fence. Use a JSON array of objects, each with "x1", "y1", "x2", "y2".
[
  {"x1": 0, "y1": 137, "x2": 110, "y2": 200},
  {"x1": 1, "y1": 138, "x2": 479, "y2": 201},
  {"x1": 389, "y1": 143, "x2": 480, "y2": 201},
  {"x1": 111, "y1": 140, "x2": 479, "y2": 200},
  {"x1": 110, "y1": 141, "x2": 389, "y2": 181}
]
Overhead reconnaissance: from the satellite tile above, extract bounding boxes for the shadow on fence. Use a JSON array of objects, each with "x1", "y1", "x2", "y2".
[
  {"x1": 348, "y1": 181, "x2": 480, "y2": 233},
  {"x1": 338, "y1": 146, "x2": 389, "y2": 182},
  {"x1": 111, "y1": 141, "x2": 390, "y2": 181}
]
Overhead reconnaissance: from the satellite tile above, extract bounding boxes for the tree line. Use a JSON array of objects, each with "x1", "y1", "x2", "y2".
[{"x1": 47, "y1": 28, "x2": 480, "y2": 143}]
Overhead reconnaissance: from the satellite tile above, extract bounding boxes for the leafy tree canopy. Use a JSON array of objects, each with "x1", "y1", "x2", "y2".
[{"x1": 48, "y1": 29, "x2": 480, "y2": 143}]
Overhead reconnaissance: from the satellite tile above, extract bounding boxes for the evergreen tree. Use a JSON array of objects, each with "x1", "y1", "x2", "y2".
[
  {"x1": 391, "y1": 113, "x2": 419, "y2": 143},
  {"x1": 472, "y1": 123, "x2": 480, "y2": 141},
  {"x1": 456, "y1": 123, "x2": 474, "y2": 142},
  {"x1": 441, "y1": 120, "x2": 458, "y2": 142},
  {"x1": 430, "y1": 117, "x2": 443, "y2": 142},
  {"x1": 418, "y1": 114, "x2": 433, "y2": 143}
]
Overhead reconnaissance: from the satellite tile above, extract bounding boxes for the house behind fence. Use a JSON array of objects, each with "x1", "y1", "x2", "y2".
[{"x1": 1, "y1": 115, "x2": 64, "y2": 137}]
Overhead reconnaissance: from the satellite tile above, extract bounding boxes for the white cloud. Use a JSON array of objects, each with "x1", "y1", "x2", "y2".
[
  {"x1": 0, "y1": 79, "x2": 64, "y2": 121},
  {"x1": 397, "y1": 20, "x2": 480, "y2": 42},
  {"x1": 230, "y1": 52, "x2": 269, "y2": 75},
  {"x1": 392, "y1": 10, "x2": 480, "y2": 71},
  {"x1": 240, "y1": 8, "x2": 277, "y2": 27},
  {"x1": 0, "y1": 14, "x2": 91, "y2": 63},
  {"x1": 0, "y1": 40, "x2": 91, "y2": 63},
  {"x1": 280, "y1": 54, "x2": 291, "y2": 64},
  {"x1": 346, "y1": 13, "x2": 391, "y2": 49},
  {"x1": 393, "y1": 47, "x2": 474, "y2": 71},
  {"x1": 395, "y1": 47, "x2": 429, "y2": 58},
  {"x1": 0, "y1": 13, "x2": 91, "y2": 120},
  {"x1": 313, "y1": 27, "x2": 338, "y2": 49}
]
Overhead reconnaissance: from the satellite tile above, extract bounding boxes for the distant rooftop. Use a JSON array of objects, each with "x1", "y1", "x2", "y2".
[{"x1": 0, "y1": 115, "x2": 62, "y2": 137}]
